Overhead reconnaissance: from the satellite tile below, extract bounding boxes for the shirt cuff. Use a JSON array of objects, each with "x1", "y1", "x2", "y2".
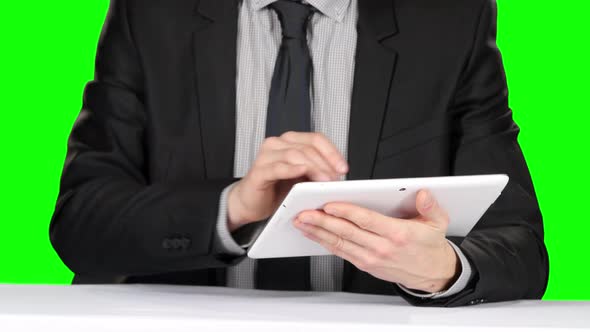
[
  {"x1": 397, "y1": 240, "x2": 473, "y2": 299},
  {"x1": 212, "y1": 183, "x2": 247, "y2": 256}
]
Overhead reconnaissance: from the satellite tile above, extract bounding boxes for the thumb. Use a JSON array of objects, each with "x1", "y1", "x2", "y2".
[{"x1": 415, "y1": 190, "x2": 449, "y2": 230}]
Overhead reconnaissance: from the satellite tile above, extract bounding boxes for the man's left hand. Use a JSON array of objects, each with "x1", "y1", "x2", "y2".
[{"x1": 293, "y1": 190, "x2": 460, "y2": 293}]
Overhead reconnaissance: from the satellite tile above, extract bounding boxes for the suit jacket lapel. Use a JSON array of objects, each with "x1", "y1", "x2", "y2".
[
  {"x1": 193, "y1": 0, "x2": 239, "y2": 179},
  {"x1": 347, "y1": 0, "x2": 399, "y2": 181},
  {"x1": 344, "y1": 0, "x2": 400, "y2": 292}
]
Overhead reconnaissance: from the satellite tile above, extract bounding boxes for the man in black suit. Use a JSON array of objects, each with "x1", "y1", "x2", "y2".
[{"x1": 50, "y1": 0, "x2": 548, "y2": 307}]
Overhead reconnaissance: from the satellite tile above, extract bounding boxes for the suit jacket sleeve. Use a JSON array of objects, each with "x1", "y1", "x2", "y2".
[
  {"x1": 395, "y1": 0, "x2": 549, "y2": 307},
  {"x1": 49, "y1": 0, "x2": 245, "y2": 278}
]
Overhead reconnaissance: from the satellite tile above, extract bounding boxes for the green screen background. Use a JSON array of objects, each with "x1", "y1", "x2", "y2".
[{"x1": 0, "y1": 1, "x2": 588, "y2": 299}]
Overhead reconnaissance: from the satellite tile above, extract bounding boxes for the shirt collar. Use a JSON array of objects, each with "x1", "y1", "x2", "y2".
[{"x1": 250, "y1": 0, "x2": 351, "y2": 22}]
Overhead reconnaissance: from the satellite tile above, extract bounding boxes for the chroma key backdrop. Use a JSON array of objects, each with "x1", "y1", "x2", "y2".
[{"x1": 0, "y1": 1, "x2": 588, "y2": 299}]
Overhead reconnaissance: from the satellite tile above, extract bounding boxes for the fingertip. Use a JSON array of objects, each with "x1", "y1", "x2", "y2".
[
  {"x1": 417, "y1": 189, "x2": 429, "y2": 196},
  {"x1": 322, "y1": 203, "x2": 337, "y2": 215},
  {"x1": 337, "y1": 162, "x2": 349, "y2": 174},
  {"x1": 416, "y1": 189, "x2": 434, "y2": 211}
]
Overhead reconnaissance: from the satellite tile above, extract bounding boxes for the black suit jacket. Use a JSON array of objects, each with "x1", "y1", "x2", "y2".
[{"x1": 50, "y1": 0, "x2": 549, "y2": 307}]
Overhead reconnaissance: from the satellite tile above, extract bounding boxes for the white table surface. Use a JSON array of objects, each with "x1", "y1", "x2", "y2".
[{"x1": 0, "y1": 284, "x2": 587, "y2": 331}]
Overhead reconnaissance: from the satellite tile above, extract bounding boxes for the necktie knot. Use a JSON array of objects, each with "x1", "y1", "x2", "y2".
[{"x1": 270, "y1": 0, "x2": 314, "y2": 40}]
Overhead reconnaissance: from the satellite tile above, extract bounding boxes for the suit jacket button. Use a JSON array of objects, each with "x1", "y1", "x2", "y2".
[{"x1": 162, "y1": 239, "x2": 172, "y2": 249}]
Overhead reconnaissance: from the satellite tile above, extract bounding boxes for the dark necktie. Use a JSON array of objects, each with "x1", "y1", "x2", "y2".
[{"x1": 256, "y1": 0, "x2": 314, "y2": 291}]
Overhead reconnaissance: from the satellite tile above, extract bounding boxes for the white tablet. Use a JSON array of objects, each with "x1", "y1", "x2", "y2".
[{"x1": 247, "y1": 174, "x2": 509, "y2": 259}]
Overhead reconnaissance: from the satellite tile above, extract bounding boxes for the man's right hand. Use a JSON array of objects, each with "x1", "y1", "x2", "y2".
[{"x1": 227, "y1": 131, "x2": 349, "y2": 232}]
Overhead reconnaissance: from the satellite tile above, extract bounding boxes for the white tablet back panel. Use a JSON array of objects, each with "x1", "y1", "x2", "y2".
[{"x1": 248, "y1": 174, "x2": 508, "y2": 259}]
